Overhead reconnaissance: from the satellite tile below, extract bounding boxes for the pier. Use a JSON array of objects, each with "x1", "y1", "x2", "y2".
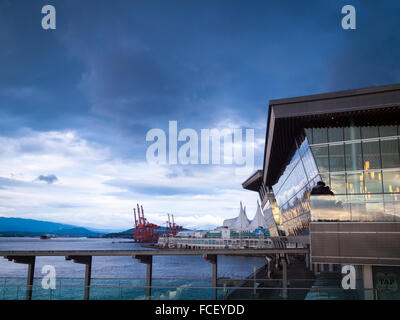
[{"x1": 0, "y1": 248, "x2": 309, "y2": 300}]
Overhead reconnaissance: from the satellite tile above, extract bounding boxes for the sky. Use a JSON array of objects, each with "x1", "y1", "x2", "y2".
[{"x1": 0, "y1": 0, "x2": 399, "y2": 230}]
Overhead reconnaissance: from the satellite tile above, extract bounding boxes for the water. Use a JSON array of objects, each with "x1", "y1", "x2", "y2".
[{"x1": 0, "y1": 237, "x2": 265, "y2": 300}]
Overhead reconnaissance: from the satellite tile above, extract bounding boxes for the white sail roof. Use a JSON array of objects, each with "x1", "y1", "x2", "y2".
[
  {"x1": 249, "y1": 201, "x2": 267, "y2": 231},
  {"x1": 223, "y1": 218, "x2": 236, "y2": 228},
  {"x1": 231, "y1": 202, "x2": 251, "y2": 231}
]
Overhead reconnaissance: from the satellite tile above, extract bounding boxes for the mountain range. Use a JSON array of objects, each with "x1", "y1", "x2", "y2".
[{"x1": 0, "y1": 217, "x2": 111, "y2": 237}]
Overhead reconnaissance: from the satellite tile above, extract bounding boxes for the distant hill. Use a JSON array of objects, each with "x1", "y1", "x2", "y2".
[
  {"x1": 103, "y1": 226, "x2": 191, "y2": 238},
  {"x1": 103, "y1": 228, "x2": 135, "y2": 238},
  {"x1": 0, "y1": 217, "x2": 105, "y2": 237}
]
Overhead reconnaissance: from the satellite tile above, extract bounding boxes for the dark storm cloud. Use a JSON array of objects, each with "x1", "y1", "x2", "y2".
[
  {"x1": 37, "y1": 174, "x2": 58, "y2": 184},
  {"x1": 1, "y1": 0, "x2": 400, "y2": 164}
]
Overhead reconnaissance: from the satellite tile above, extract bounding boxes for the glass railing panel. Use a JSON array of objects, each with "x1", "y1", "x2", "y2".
[{"x1": 310, "y1": 194, "x2": 400, "y2": 222}]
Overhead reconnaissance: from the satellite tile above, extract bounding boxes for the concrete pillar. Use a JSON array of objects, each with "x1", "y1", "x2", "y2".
[
  {"x1": 203, "y1": 254, "x2": 218, "y2": 300},
  {"x1": 282, "y1": 258, "x2": 288, "y2": 299},
  {"x1": 314, "y1": 263, "x2": 319, "y2": 275},
  {"x1": 320, "y1": 264, "x2": 324, "y2": 272},
  {"x1": 66, "y1": 256, "x2": 92, "y2": 300},
  {"x1": 6, "y1": 256, "x2": 36, "y2": 300},
  {"x1": 329, "y1": 264, "x2": 334, "y2": 272},
  {"x1": 133, "y1": 255, "x2": 153, "y2": 299},
  {"x1": 305, "y1": 254, "x2": 310, "y2": 269},
  {"x1": 363, "y1": 265, "x2": 374, "y2": 300}
]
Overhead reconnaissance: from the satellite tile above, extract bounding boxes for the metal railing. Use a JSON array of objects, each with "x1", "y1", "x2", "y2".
[{"x1": 0, "y1": 277, "x2": 377, "y2": 300}]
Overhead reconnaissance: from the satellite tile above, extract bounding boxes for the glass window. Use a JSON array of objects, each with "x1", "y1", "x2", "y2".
[
  {"x1": 383, "y1": 170, "x2": 400, "y2": 194},
  {"x1": 361, "y1": 126, "x2": 379, "y2": 139},
  {"x1": 380, "y1": 125, "x2": 398, "y2": 137},
  {"x1": 381, "y1": 139, "x2": 400, "y2": 168},
  {"x1": 328, "y1": 127, "x2": 343, "y2": 142},
  {"x1": 330, "y1": 173, "x2": 346, "y2": 195},
  {"x1": 345, "y1": 142, "x2": 363, "y2": 171},
  {"x1": 298, "y1": 137, "x2": 309, "y2": 157},
  {"x1": 348, "y1": 194, "x2": 365, "y2": 221},
  {"x1": 301, "y1": 148, "x2": 319, "y2": 182},
  {"x1": 313, "y1": 128, "x2": 327, "y2": 144},
  {"x1": 291, "y1": 162, "x2": 309, "y2": 194},
  {"x1": 346, "y1": 172, "x2": 364, "y2": 195},
  {"x1": 364, "y1": 194, "x2": 385, "y2": 222},
  {"x1": 304, "y1": 128, "x2": 313, "y2": 144},
  {"x1": 362, "y1": 140, "x2": 382, "y2": 169},
  {"x1": 384, "y1": 194, "x2": 400, "y2": 222},
  {"x1": 363, "y1": 170, "x2": 383, "y2": 194},
  {"x1": 329, "y1": 144, "x2": 345, "y2": 172},
  {"x1": 344, "y1": 126, "x2": 361, "y2": 141},
  {"x1": 311, "y1": 145, "x2": 329, "y2": 172}
]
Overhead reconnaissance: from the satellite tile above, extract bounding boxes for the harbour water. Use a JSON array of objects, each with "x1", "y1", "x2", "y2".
[{"x1": 0, "y1": 237, "x2": 266, "y2": 300}]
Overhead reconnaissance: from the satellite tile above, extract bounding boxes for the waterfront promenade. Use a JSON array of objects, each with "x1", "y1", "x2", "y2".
[{"x1": 0, "y1": 248, "x2": 308, "y2": 300}]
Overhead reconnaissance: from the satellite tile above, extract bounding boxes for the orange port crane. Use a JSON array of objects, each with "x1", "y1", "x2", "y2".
[{"x1": 133, "y1": 204, "x2": 160, "y2": 243}]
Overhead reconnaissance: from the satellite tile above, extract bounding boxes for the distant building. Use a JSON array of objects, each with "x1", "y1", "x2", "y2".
[{"x1": 222, "y1": 201, "x2": 267, "y2": 232}]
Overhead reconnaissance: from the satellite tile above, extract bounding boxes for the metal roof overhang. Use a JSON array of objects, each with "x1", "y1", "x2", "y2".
[
  {"x1": 262, "y1": 83, "x2": 400, "y2": 188},
  {"x1": 242, "y1": 169, "x2": 263, "y2": 191}
]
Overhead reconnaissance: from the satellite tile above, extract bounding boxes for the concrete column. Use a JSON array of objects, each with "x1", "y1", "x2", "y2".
[
  {"x1": 66, "y1": 255, "x2": 92, "y2": 300},
  {"x1": 84, "y1": 257, "x2": 92, "y2": 300},
  {"x1": 363, "y1": 265, "x2": 374, "y2": 300},
  {"x1": 282, "y1": 258, "x2": 288, "y2": 299},
  {"x1": 305, "y1": 254, "x2": 310, "y2": 269},
  {"x1": 6, "y1": 256, "x2": 36, "y2": 300},
  {"x1": 133, "y1": 255, "x2": 153, "y2": 299},
  {"x1": 320, "y1": 264, "x2": 324, "y2": 272},
  {"x1": 329, "y1": 264, "x2": 334, "y2": 272},
  {"x1": 203, "y1": 254, "x2": 218, "y2": 300},
  {"x1": 314, "y1": 263, "x2": 319, "y2": 275}
]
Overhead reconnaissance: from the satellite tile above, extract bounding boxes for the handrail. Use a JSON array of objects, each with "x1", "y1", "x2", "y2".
[{"x1": 0, "y1": 248, "x2": 309, "y2": 256}]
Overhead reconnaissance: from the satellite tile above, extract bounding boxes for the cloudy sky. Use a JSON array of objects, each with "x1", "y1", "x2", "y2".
[{"x1": 0, "y1": 0, "x2": 399, "y2": 230}]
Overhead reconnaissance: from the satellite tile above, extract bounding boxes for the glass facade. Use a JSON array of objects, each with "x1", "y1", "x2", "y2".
[
  {"x1": 263, "y1": 199, "x2": 282, "y2": 237},
  {"x1": 265, "y1": 125, "x2": 400, "y2": 236},
  {"x1": 307, "y1": 125, "x2": 400, "y2": 223},
  {"x1": 269, "y1": 137, "x2": 320, "y2": 236}
]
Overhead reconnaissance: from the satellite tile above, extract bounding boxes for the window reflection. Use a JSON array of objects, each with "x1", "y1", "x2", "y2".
[
  {"x1": 384, "y1": 194, "x2": 400, "y2": 222},
  {"x1": 362, "y1": 140, "x2": 382, "y2": 169},
  {"x1": 380, "y1": 125, "x2": 398, "y2": 137},
  {"x1": 310, "y1": 194, "x2": 400, "y2": 222},
  {"x1": 346, "y1": 172, "x2": 364, "y2": 195},
  {"x1": 313, "y1": 128, "x2": 327, "y2": 144},
  {"x1": 328, "y1": 127, "x2": 343, "y2": 142},
  {"x1": 345, "y1": 142, "x2": 363, "y2": 171},
  {"x1": 363, "y1": 170, "x2": 383, "y2": 194},
  {"x1": 275, "y1": 124, "x2": 400, "y2": 233},
  {"x1": 362, "y1": 126, "x2": 379, "y2": 139},
  {"x1": 383, "y1": 170, "x2": 400, "y2": 195},
  {"x1": 302, "y1": 149, "x2": 319, "y2": 181},
  {"x1": 330, "y1": 173, "x2": 346, "y2": 194},
  {"x1": 381, "y1": 139, "x2": 400, "y2": 168},
  {"x1": 329, "y1": 144, "x2": 345, "y2": 172},
  {"x1": 305, "y1": 128, "x2": 313, "y2": 144},
  {"x1": 311, "y1": 145, "x2": 329, "y2": 172},
  {"x1": 344, "y1": 126, "x2": 361, "y2": 141}
]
